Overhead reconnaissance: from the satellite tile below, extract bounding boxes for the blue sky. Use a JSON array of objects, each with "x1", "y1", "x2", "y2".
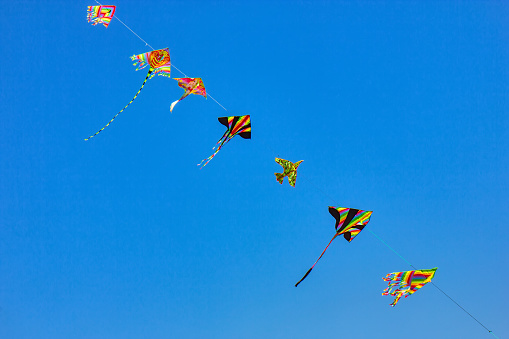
[{"x1": 0, "y1": 1, "x2": 507, "y2": 338}]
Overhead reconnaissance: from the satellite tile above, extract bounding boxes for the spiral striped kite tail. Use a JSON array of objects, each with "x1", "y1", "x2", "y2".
[
  {"x1": 295, "y1": 233, "x2": 338, "y2": 287},
  {"x1": 84, "y1": 69, "x2": 153, "y2": 141}
]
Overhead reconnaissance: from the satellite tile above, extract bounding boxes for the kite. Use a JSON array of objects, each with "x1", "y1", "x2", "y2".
[
  {"x1": 198, "y1": 115, "x2": 251, "y2": 168},
  {"x1": 87, "y1": 5, "x2": 116, "y2": 28},
  {"x1": 295, "y1": 206, "x2": 373, "y2": 287},
  {"x1": 170, "y1": 78, "x2": 207, "y2": 112},
  {"x1": 85, "y1": 48, "x2": 171, "y2": 140},
  {"x1": 382, "y1": 267, "x2": 437, "y2": 306},
  {"x1": 275, "y1": 158, "x2": 303, "y2": 187}
]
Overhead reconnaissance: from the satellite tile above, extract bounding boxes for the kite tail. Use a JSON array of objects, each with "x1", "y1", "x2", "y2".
[
  {"x1": 84, "y1": 69, "x2": 153, "y2": 140},
  {"x1": 197, "y1": 131, "x2": 231, "y2": 168},
  {"x1": 169, "y1": 99, "x2": 180, "y2": 112},
  {"x1": 170, "y1": 92, "x2": 190, "y2": 112},
  {"x1": 86, "y1": 7, "x2": 96, "y2": 23},
  {"x1": 295, "y1": 233, "x2": 338, "y2": 287},
  {"x1": 295, "y1": 268, "x2": 313, "y2": 287},
  {"x1": 389, "y1": 294, "x2": 403, "y2": 307},
  {"x1": 198, "y1": 147, "x2": 221, "y2": 168}
]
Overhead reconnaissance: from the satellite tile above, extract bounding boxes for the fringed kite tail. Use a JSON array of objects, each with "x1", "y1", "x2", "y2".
[
  {"x1": 295, "y1": 233, "x2": 338, "y2": 287},
  {"x1": 389, "y1": 294, "x2": 403, "y2": 307},
  {"x1": 84, "y1": 69, "x2": 153, "y2": 141}
]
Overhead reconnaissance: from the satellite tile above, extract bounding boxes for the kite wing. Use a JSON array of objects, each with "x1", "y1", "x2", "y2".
[
  {"x1": 85, "y1": 48, "x2": 171, "y2": 140},
  {"x1": 274, "y1": 158, "x2": 303, "y2": 187},
  {"x1": 170, "y1": 78, "x2": 207, "y2": 112},
  {"x1": 295, "y1": 205, "x2": 372, "y2": 287},
  {"x1": 328, "y1": 206, "x2": 372, "y2": 242},
  {"x1": 198, "y1": 115, "x2": 251, "y2": 168},
  {"x1": 87, "y1": 5, "x2": 116, "y2": 28},
  {"x1": 382, "y1": 268, "x2": 437, "y2": 306}
]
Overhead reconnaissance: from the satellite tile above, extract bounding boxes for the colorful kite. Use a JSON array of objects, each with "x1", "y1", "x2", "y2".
[
  {"x1": 87, "y1": 5, "x2": 116, "y2": 28},
  {"x1": 295, "y1": 206, "x2": 373, "y2": 287},
  {"x1": 275, "y1": 158, "x2": 303, "y2": 187},
  {"x1": 382, "y1": 267, "x2": 437, "y2": 306},
  {"x1": 199, "y1": 115, "x2": 251, "y2": 168},
  {"x1": 170, "y1": 78, "x2": 207, "y2": 112},
  {"x1": 85, "y1": 48, "x2": 171, "y2": 140}
]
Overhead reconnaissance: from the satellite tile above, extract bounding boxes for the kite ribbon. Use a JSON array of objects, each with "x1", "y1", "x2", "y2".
[
  {"x1": 169, "y1": 82, "x2": 200, "y2": 113},
  {"x1": 295, "y1": 233, "x2": 338, "y2": 287},
  {"x1": 197, "y1": 129, "x2": 230, "y2": 168},
  {"x1": 84, "y1": 69, "x2": 153, "y2": 140}
]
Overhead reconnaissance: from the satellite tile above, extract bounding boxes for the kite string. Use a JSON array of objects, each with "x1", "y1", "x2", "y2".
[
  {"x1": 94, "y1": 0, "x2": 228, "y2": 112},
  {"x1": 116, "y1": 16, "x2": 154, "y2": 49},
  {"x1": 367, "y1": 228, "x2": 497, "y2": 338},
  {"x1": 367, "y1": 228, "x2": 416, "y2": 269},
  {"x1": 292, "y1": 163, "x2": 499, "y2": 338},
  {"x1": 91, "y1": 3, "x2": 498, "y2": 336},
  {"x1": 296, "y1": 170, "x2": 498, "y2": 338},
  {"x1": 254, "y1": 142, "x2": 498, "y2": 337},
  {"x1": 429, "y1": 281, "x2": 498, "y2": 337}
]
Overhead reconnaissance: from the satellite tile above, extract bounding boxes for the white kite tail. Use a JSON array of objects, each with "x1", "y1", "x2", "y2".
[
  {"x1": 170, "y1": 99, "x2": 179, "y2": 113},
  {"x1": 170, "y1": 91, "x2": 192, "y2": 113}
]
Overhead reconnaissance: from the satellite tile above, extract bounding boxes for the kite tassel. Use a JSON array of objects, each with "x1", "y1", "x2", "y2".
[{"x1": 84, "y1": 69, "x2": 153, "y2": 140}]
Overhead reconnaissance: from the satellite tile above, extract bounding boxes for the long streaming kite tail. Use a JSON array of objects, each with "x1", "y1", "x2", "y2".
[
  {"x1": 84, "y1": 69, "x2": 153, "y2": 140},
  {"x1": 198, "y1": 150, "x2": 219, "y2": 168},
  {"x1": 197, "y1": 131, "x2": 231, "y2": 168},
  {"x1": 198, "y1": 141, "x2": 227, "y2": 168},
  {"x1": 295, "y1": 233, "x2": 338, "y2": 287}
]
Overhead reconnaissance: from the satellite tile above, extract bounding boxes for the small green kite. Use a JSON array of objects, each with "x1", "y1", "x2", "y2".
[{"x1": 274, "y1": 158, "x2": 303, "y2": 187}]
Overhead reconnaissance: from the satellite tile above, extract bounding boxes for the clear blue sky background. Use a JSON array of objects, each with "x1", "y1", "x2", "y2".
[{"x1": 1, "y1": 1, "x2": 507, "y2": 338}]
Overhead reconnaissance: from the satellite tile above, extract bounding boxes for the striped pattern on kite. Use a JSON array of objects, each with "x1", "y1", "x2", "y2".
[
  {"x1": 382, "y1": 267, "x2": 437, "y2": 306},
  {"x1": 295, "y1": 206, "x2": 373, "y2": 287},
  {"x1": 199, "y1": 115, "x2": 251, "y2": 168},
  {"x1": 131, "y1": 48, "x2": 172, "y2": 79},
  {"x1": 170, "y1": 78, "x2": 207, "y2": 112},
  {"x1": 87, "y1": 6, "x2": 116, "y2": 28}
]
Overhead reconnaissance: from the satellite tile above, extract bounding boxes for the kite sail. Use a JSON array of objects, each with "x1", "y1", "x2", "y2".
[
  {"x1": 275, "y1": 158, "x2": 303, "y2": 187},
  {"x1": 85, "y1": 48, "x2": 171, "y2": 140},
  {"x1": 87, "y1": 5, "x2": 116, "y2": 28},
  {"x1": 295, "y1": 206, "x2": 373, "y2": 287},
  {"x1": 170, "y1": 78, "x2": 207, "y2": 112},
  {"x1": 198, "y1": 115, "x2": 251, "y2": 168},
  {"x1": 382, "y1": 267, "x2": 437, "y2": 306}
]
